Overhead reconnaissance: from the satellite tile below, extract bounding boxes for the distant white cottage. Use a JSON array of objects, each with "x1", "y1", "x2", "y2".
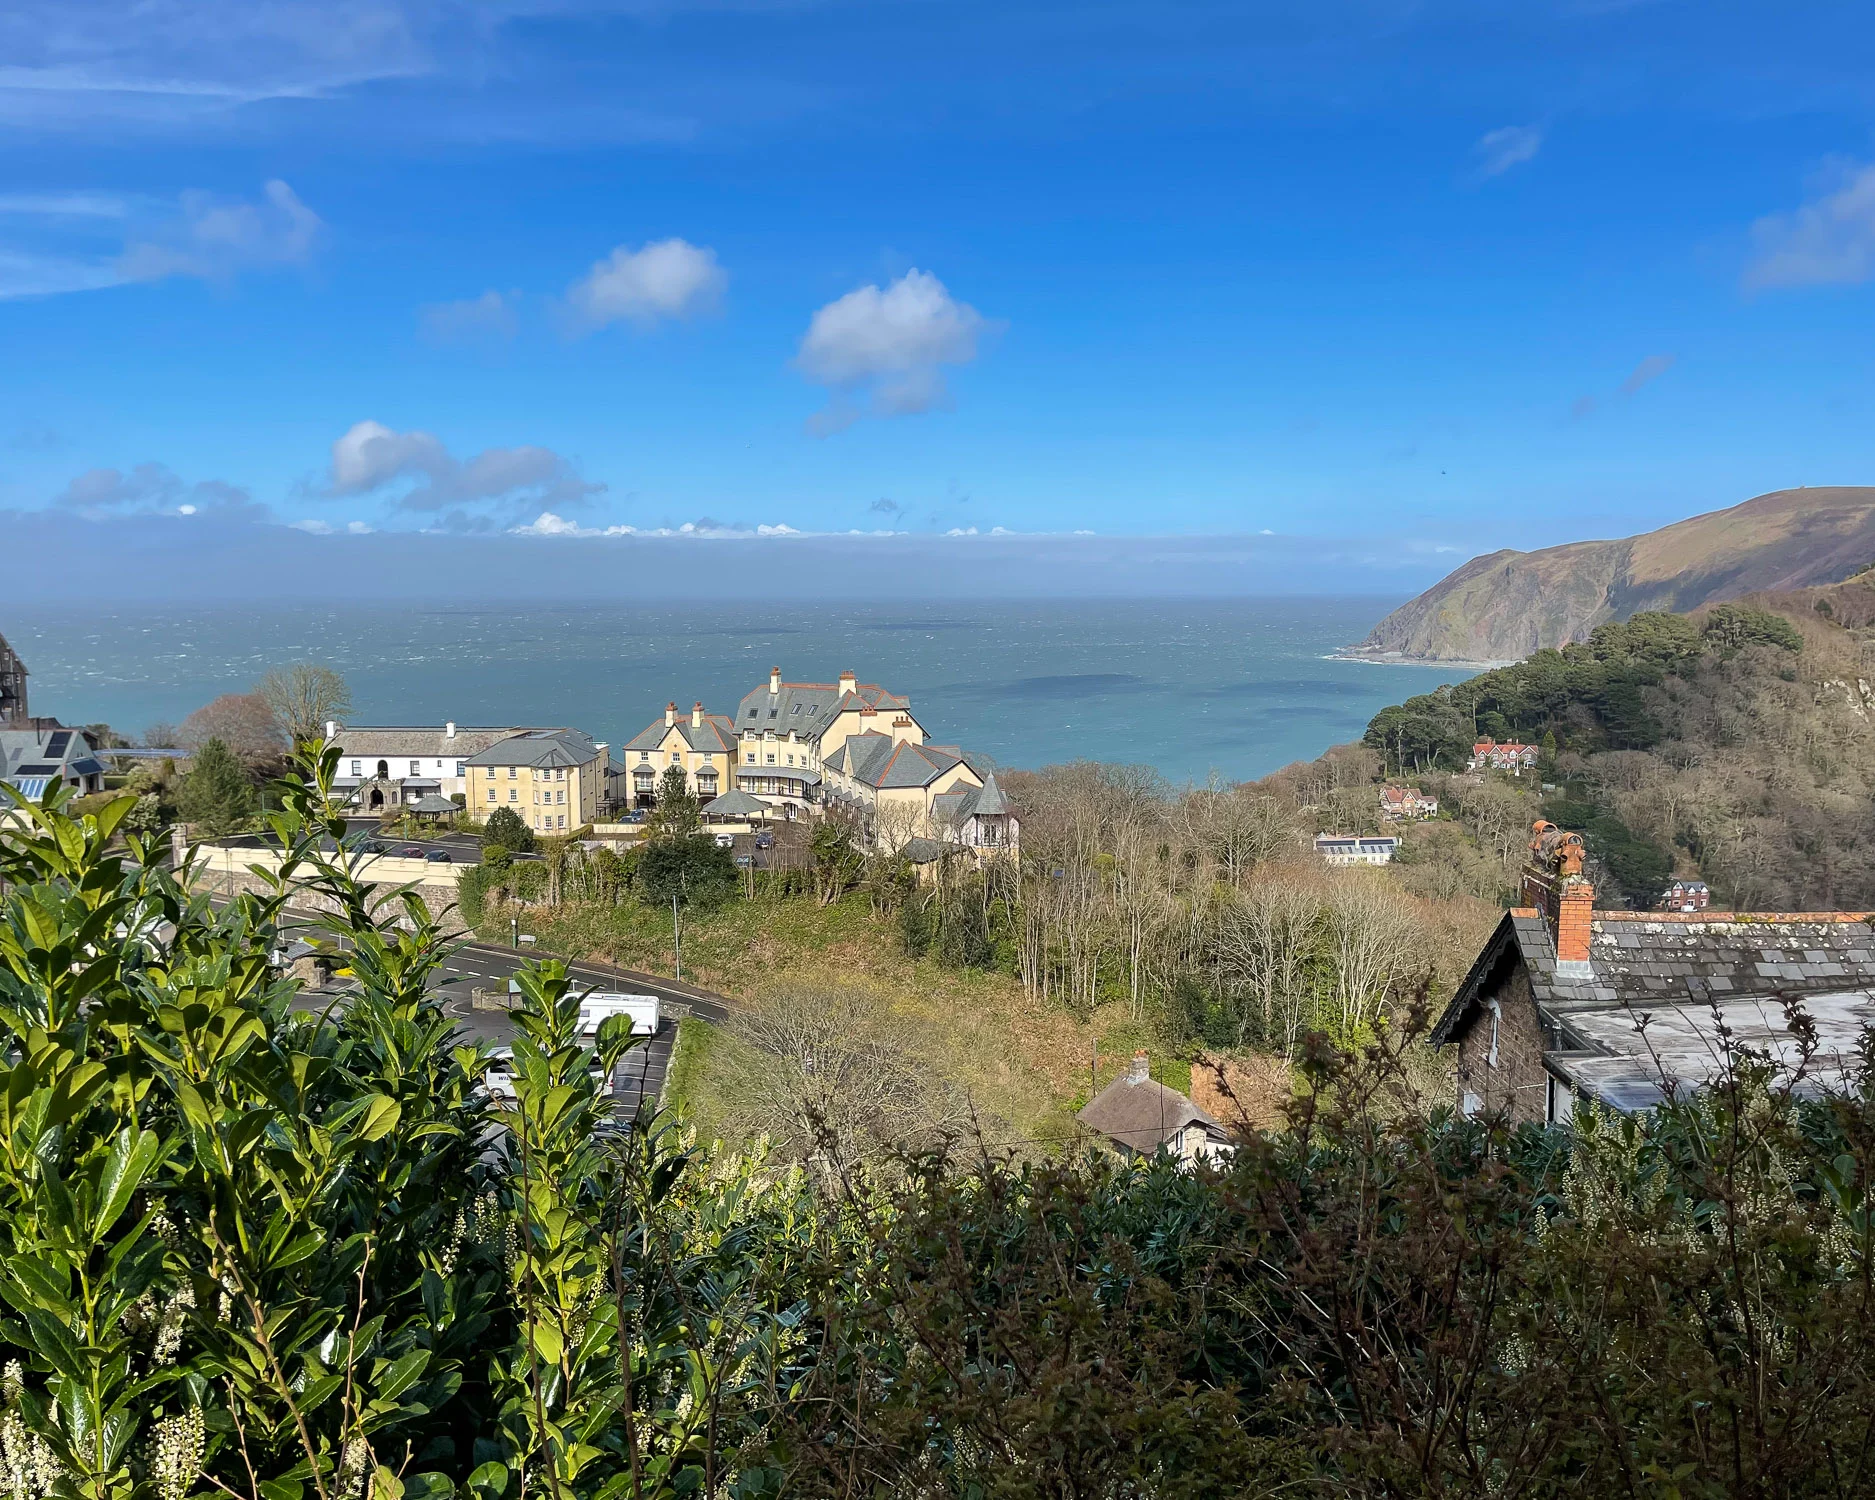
[{"x1": 1315, "y1": 833, "x2": 1400, "y2": 866}]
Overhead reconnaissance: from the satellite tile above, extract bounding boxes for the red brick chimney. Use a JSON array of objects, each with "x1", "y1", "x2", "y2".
[{"x1": 1522, "y1": 820, "x2": 1595, "y2": 969}]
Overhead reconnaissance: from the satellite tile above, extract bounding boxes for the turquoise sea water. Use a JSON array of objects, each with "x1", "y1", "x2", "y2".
[{"x1": 6, "y1": 600, "x2": 1474, "y2": 785}]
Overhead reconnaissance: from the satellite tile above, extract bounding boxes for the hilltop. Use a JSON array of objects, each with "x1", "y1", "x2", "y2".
[{"x1": 1349, "y1": 486, "x2": 1875, "y2": 664}]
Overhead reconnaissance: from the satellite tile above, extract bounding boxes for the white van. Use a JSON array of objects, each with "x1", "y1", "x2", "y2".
[
  {"x1": 578, "y1": 992, "x2": 661, "y2": 1037},
  {"x1": 483, "y1": 1045, "x2": 612, "y2": 1098}
]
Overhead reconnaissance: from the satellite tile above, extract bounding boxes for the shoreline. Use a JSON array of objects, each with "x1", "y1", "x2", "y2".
[{"x1": 1327, "y1": 650, "x2": 1514, "y2": 671}]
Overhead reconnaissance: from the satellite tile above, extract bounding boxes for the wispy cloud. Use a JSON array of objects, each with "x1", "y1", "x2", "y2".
[
  {"x1": 510, "y1": 511, "x2": 802, "y2": 538},
  {"x1": 1470, "y1": 124, "x2": 1544, "y2": 180},
  {"x1": 1744, "y1": 160, "x2": 1875, "y2": 290},
  {"x1": 1619, "y1": 353, "x2": 1674, "y2": 395},
  {"x1": 321, "y1": 419, "x2": 603, "y2": 517},
  {"x1": 796, "y1": 269, "x2": 998, "y2": 436},
  {"x1": 120, "y1": 179, "x2": 323, "y2": 284},
  {"x1": 420, "y1": 288, "x2": 519, "y2": 344},
  {"x1": 564, "y1": 239, "x2": 725, "y2": 332}
]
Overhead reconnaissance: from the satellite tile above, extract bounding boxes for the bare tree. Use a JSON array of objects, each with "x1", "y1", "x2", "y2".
[
  {"x1": 1214, "y1": 870, "x2": 1323, "y2": 1055},
  {"x1": 257, "y1": 663, "x2": 353, "y2": 748},
  {"x1": 177, "y1": 692, "x2": 285, "y2": 764},
  {"x1": 1322, "y1": 872, "x2": 1422, "y2": 1038}
]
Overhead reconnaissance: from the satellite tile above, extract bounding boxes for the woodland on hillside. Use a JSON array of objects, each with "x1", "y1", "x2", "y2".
[{"x1": 1364, "y1": 598, "x2": 1875, "y2": 910}]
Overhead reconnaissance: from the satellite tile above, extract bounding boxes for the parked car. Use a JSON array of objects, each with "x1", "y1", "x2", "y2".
[
  {"x1": 753, "y1": 832, "x2": 774, "y2": 850},
  {"x1": 399, "y1": 846, "x2": 425, "y2": 858},
  {"x1": 362, "y1": 839, "x2": 386, "y2": 854},
  {"x1": 714, "y1": 832, "x2": 735, "y2": 848},
  {"x1": 734, "y1": 854, "x2": 754, "y2": 869},
  {"x1": 425, "y1": 849, "x2": 452, "y2": 863}
]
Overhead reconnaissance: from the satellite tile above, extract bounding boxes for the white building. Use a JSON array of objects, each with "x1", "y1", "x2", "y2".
[
  {"x1": 322, "y1": 722, "x2": 534, "y2": 811},
  {"x1": 1314, "y1": 833, "x2": 1401, "y2": 866}
]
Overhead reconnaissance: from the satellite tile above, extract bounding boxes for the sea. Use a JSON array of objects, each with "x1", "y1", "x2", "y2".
[{"x1": 6, "y1": 599, "x2": 1474, "y2": 786}]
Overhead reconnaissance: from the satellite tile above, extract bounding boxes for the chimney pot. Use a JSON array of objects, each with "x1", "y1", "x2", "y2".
[
  {"x1": 1523, "y1": 820, "x2": 1595, "y2": 967},
  {"x1": 839, "y1": 669, "x2": 857, "y2": 693},
  {"x1": 1128, "y1": 1050, "x2": 1149, "y2": 1085}
]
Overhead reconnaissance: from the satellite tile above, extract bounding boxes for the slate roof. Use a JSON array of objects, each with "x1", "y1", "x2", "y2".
[
  {"x1": 410, "y1": 794, "x2": 458, "y2": 814},
  {"x1": 1434, "y1": 906, "x2": 1875, "y2": 1109},
  {"x1": 932, "y1": 770, "x2": 1015, "y2": 823},
  {"x1": 734, "y1": 676, "x2": 917, "y2": 744},
  {"x1": 463, "y1": 729, "x2": 602, "y2": 769},
  {"x1": 327, "y1": 725, "x2": 530, "y2": 759},
  {"x1": 701, "y1": 789, "x2": 767, "y2": 818},
  {"x1": 1078, "y1": 1072, "x2": 1226, "y2": 1155},
  {"x1": 624, "y1": 713, "x2": 737, "y2": 755},
  {"x1": 826, "y1": 733, "x2": 974, "y2": 790},
  {"x1": 1, "y1": 727, "x2": 101, "y2": 785}
]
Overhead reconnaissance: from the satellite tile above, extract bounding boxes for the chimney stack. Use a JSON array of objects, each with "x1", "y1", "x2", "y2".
[
  {"x1": 839, "y1": 669, "x2": 857, "y2": 696},
  {"x1": 770, "y1": 666, "x2": 781, "y2": 696},
  {"x1": 1523, "y1": 820, "x2": 1595, "y2": 973},
  {"x1": 1128, "y1": 1050, "x2": 1149, "y2": 1085},
  {"x1": 692, "y1": 701, "x2": 703, "y2": 728},
  {"x1": 665, "y1": 702, "x2": 676, "y2": 728},
  {"x1": 445, "y1": 721, "x2": 456, "y2": 739},
  {"x1": 323, "y1": 720, "x2": 338, "y2": 742}
]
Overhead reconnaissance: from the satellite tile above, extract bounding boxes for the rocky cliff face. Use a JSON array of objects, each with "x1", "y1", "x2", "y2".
[{"x1": 1350, "y1": 487, "x2": 1875, "y2": 663}]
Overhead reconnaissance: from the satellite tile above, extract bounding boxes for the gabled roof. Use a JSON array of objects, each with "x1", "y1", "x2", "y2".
[
  {"x1": 734, "y1": 677, "x2": 917, "y2": 742},
  {"x1": 624, "y1": 713, "x2": 737, "y2": 755},
  {"x1": 826, "y1": 733, "x2": 975, "y2": 790},
  {"x1": 932, "y1": 770, "x2": 1015, "y2": 823},
  {"x1": 1431, "y1": 907, "x2": 1875, "y2": 1046},
  {"x1": 1078, "y1": 1072, "x2": 1224, "y2": 1154},
  {"x1": 701, "y1": 789, "x2": 767, "y2": 817},
  {"x1": 0, "y1": 726, "x2": 100, "y2": 781},
  {"x1": 463, "y1": 729, "x2": 601, "y2": 769}
]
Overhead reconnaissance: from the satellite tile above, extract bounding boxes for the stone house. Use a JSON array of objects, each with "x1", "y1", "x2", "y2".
[
  {"x1": 1467, "y1": 739, "x2": 1539, "y2": 774},
  {"x1": 1432, "y1": 820, "x2": 1875, "y2": 1120},
  {"x1": 1379, "y1": 784, "x2": 1438, "y2": 820}
]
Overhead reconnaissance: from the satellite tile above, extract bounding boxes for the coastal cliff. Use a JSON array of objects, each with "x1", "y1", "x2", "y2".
[{"x1": 1349, "y1": 486, "x2": 1875, "y2": 663}]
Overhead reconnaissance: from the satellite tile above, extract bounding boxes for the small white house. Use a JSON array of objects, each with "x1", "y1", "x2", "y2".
[{"x1": 323, "y1": 722, "x2": 532, "y2": 810}]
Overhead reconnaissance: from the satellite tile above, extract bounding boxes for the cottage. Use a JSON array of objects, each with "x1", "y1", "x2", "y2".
[
  {"x1": 1078, "y1": 1051, "x2": 1234, "y2": 1164},
  {"x1": 1314, "y1": 833, "x2": 1400, "y2": 866},
  {"x1": 1432, "y1": 820, "x2": 1875, "y2": 1120}
]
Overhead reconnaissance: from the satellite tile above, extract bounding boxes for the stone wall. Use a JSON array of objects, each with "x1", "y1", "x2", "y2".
[{"x1": 1453, "y1": 966, "x2": 1549, "y2": 1125}]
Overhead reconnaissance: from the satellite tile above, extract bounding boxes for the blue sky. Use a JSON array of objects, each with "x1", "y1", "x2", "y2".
[{"x1": 4, "y1": 0, "x2": 1875, "y2": 564}]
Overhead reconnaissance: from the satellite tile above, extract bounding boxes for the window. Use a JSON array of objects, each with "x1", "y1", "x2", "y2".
[
  {"x1": 508, "y1": 766, "x2": 516, "y2": 780},
  {"x1": 557, "y1": 815, "x2": 565, "y2": 829},
  {"x1": 786, "y1": 754, "x2": 795, "y2": 766},
  {"x1": 455, "y1": 761, "x2": 465, "y2": 776},
  {"x1": 410, "y1": 760, "x2": 421, "y2": 776},
  {"x1": 790, "y1": 704, "x2": 800, "y2": 714},
  {"x1": 670, "y1": 752, "x2": 680, "y2": 764},
  {"x1": 350, "y1": 760, "x2": 361, "y2": 775},
  {"x1": 508, "y1": 789, "x2": 517, "y2": 801},
  {"x1": 486, "y1": 788, "x2": 496, "y2": 802},
  {"x1": 766, "y1": 753, "x2": 775, "y2": 765},
  {"x1": 745, "y1": 753, "x2": 754, "y2": 765}
]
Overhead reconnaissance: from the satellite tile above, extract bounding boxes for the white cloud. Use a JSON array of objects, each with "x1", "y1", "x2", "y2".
[
  {"x1": 0, "y1": 191, "x2": 133, "y2": 218},
  {"x1": 1471, "y1": 125, "x2": 1543, "y2": 179},
  {"x1": 511, "y1": 511, "x2": 805, "y2": 539},
  {"x1": 565, "y1": 238, "x2": 725, "y2": 332},
  {"x1": 120, "y1": 179, "x2": 323, "y2": 283},
  {"x1": 1744, "y1": 161, "x2": 1875, "y2": 290},
  {"x1": 420, "y1": 288, "x2": 517, "y2": 343},
  {"x1": 797, "y1": 269, "x2": 996, "y2": 434},
  {"x1": 324, "y1": 419, "x2": 603, "y2": 513},
  {"x1": 290, "y1": 518, "x2": 335, "y2": 534}
]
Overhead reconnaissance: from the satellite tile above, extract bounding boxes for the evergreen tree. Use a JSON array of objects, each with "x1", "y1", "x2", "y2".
[
  {"x1": 484, "y1": 805, "x2": 536, "y2": 853},
  {"x1": 177, "y1": 737, "x2": 256, "y2": 834},
  {"x1": 646, "y1": 763, "x2": 703, "y2": 840}
]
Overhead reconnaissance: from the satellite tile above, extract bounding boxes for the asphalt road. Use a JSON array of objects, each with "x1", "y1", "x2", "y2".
[{"x1": 268, "y1": 904, "x2": 726, "y2": 1120}]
